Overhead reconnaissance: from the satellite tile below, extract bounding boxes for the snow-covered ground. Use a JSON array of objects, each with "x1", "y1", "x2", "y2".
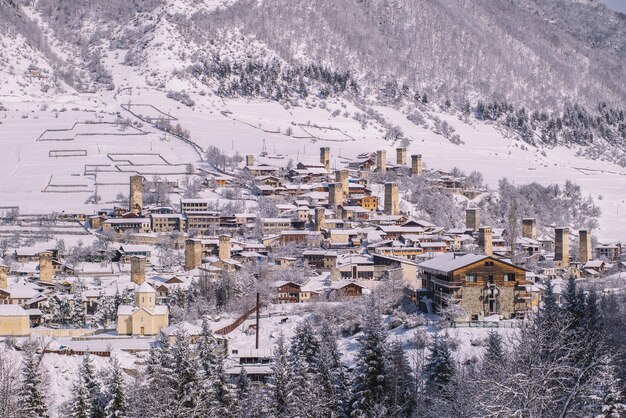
[{"x1": 1, "y1": 46, "x2": 624, "y2": 239}]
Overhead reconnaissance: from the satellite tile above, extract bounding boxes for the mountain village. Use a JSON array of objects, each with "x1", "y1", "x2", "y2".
[{"x1": 0, "y1": 144, "x2": 622, "y2": 386}]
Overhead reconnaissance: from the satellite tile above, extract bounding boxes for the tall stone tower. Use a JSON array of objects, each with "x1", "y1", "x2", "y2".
[
  {"x1": 135, "y1": 282, "x2": 156, "y2": 309},
  {"x1": 522, "y1": 218, "x2": 537, "y2": 240},
  {"x1": 335, "y1": 170, "x2": 349, "y2": 196},
  {"x1": 396, "y1": 147, "x2": 407, "y2": 165},
  {"x1": 185, "y1": 239, "x2": 202, "y2": 271},
  {"x1": 129, "y1": 175, "x2": 143, "y2": 215},
  {"x1": 246, "y1": 155, "x2": 254, "y2": 166},
  {"x1": 555, "y1": 227, "x2": 570, "y2": 268},
  {"x1": 384, "y1": 182, "x2": 399, "y2": 215},
  {"x1": 219, "y1": 235, "x2": 231, "y2": 261},
  {"x1": 466, "y1": 208, "x2": 480, "y2": 231},
  {"x1": 320, "y1": 147, "x2": 330, "y2": 171},
  {"x1": 131, "y1": 256, "x2": 146, "y2": 285},
  {"x1": 38, "y1": 251, "x2": 53, "y2": 283},
  {"x1": 314, "y1": 207, "x2": 325, "y2": 232},
  {"x1": 0, "y1": 265, "x2": 8, "y2": 290},
  {"x1": 328, "y1": 183, "x2": 344, "y2": 209},
  {"x1": 411, "y1": 154, "x2": 422, "y2": 177},
  {"x1": 478, "y1": 227, "x2": 493, "y2": 256},
  {"x1": 579, "y1": 229, "x2": 592, "y2": 262},
  {"x1": 377, "y1": 150, "x2": 387, "y2": 173}
]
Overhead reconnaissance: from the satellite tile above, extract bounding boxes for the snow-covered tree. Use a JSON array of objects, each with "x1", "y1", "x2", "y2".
[
  {"x1": 103, "y1": 357, "x2": 126, "y2": 418},
  {"x1": 267, "y1": 333, "x2": 295, "y2": 418},
  {"x1": 19, "y1": 340, "x2": 48, "y2": 418},
  {"x1": 425, "y1": 334, "x2": 455, "y2": 392},
  {"x1": 385, "y1": 340, "x2": 416, "y2": 416},
  {"x1": 350, "y1": 297, "x2": 389, "y2": 416}
]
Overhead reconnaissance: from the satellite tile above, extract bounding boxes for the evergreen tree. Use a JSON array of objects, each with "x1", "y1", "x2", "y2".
[
  {"x1": 69, "y1": 370, "x2": 90, "y2": 418},
  {"x1": 317, "y1": 323, "x2": 349, "y2": 417},
  {"x1": 212, "y1": 352, "x2": 233, "y2": 417},
  {"x1": 350, "y1": 297, "x2": 389, "y2": 416},
  {"x1": 19, "y1": 341, "x2": 49, "y2": 418},
  {"x1": 289, "y1": 320, "x2": 320, "y2": 371},
  {"x1": 103, "y1": 357, "x2": 126, "y2": 418},
  {"x1": 483, "y1": 330, "x2": 504, "y2": 369},
  {"x1": 385, "y1": 340, "x2": 416, "y2": 417},
  {"x1": 71, "y1": 353, "x2": 103, "y2": 418},
  {"x1": 171, "y1": 331, "x2": 201, "y2": 413},
  {"x1": 425, "y1": 335, "x2": 455, "y2": 391},
  {"x1": 196, "y1": 315, "x2": 217, "y2": 379},
  {"x1": 267, "y1": 333, "x2": 295, "y2": 418}
]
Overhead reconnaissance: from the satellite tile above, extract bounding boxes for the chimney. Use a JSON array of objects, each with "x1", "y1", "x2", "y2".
[
  {"x1": 246, "y1": 154, "x2": 254, "y2": 166},
  {"x1": 411, "y1": 154, "x2": 422, "y2": 177},
  {"x1": 335, "y1": 169, "x2": 349, "y2": 197},
  {"x1": 38, "y1": 251, "x2": 53, "y2": 283},
  {"x1": 0, "y1": 265, "x2": 7, "y2": 290},
  {"x1": 579, "y1": 229, "x2": 592, "y2": 262},
  {"x1": 396, "y1": 147, "x2": 407, "y2": 165},
  {"x1": 478, "y1": 227, "x2": 493, "y2": 256},
  {"x1": 314, "y1": 207, "x2": 325, "y2": 232},
  {"x1": 131, "y1": 256, "x2": 146, "y2": 285},
  {"x1": 384, "y1": 182, "x2": 399, "y2": 215},
  {"x1": 555, "y1": 227, "x2": 570, "y2": 269},
  {"x1": 129, "y1": 175, "x2": 143, "y2": 215},
  {"x1": 465, "y1": 208, "x2": 480, "y2": 232},
  {"x1": 320, "y1": 147, "x2": 330, "y2": 171},
  {"x1": 328, "y1": 182, "x2": 344, "y2": 209},
  {"x1": 377, "y1": 150, "x2": 387, "y2": 173},
  {"x1": 219, "y1": 235, "x2": 231, "y2": 261},
  {"x1": 522, "y1": 218, "x2": 537, "y2": 240},
  {"x1": 184, "y1": 239, "x2": 202, "y2": 270}
]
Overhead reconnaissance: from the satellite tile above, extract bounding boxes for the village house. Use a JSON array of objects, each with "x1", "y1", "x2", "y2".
[
  {"x1": 419, "y1": 253, "x2": 529, "y2": 320},
  {"x1": 150, "y1": 213, "x2": 185, "y2": 232},
  {"x1": 102, "y1": 218, "x2": 151, "y2": 234}
]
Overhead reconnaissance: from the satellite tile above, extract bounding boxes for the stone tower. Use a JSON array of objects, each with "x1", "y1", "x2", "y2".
[
  {"x1": 376, "y1": 150, "x2": 387, "y2": 173},
  {"x1": 185, "y1": 239, "x2": 202, "y2": 271},
  {"x1": 478, "y1": 227, "x2": 493, "y2": 256},
  {"x1": 411, "y1": 154, "x2": 422, "y2": 177},
  {"x1": 246, "y1": 154, "x2": 254, "y2": 166},
  {"x1": 320, "y1": 147, "x2": 330, "y2": 171},
  {"x1": 335, "y1": 169, "x2": 349, "y2": 196},
  {"x1": 396, "y1": 147, "x2": 407, "y2": 165},
  {"x1": 384, "y1": 182, "x2": 399, "y2": 215},
  {"x1": 38, "y1": 251, "x2": 53, "y2": 283},
  {"x1": 466, "y1": 208, "x2": 480, "y2": 231},
  {"x1": 129, "y1": 175, "x2": 143, "y2": 215},
  {"x1": 579, "y1": 229, "x2": 592, "y2": 262},
  {"x1": 131, "y1": 256, "x2": 146, "y2": 285},
  {"x1": 0, "y1": 265, "x2": 8, "y2": 290},
  {"x1": 522, "y1": 218, "x2": 537, "y2": 240},
  {"x1": 555, "y1": 227, "x2": 570, "y2": 268},
  {"x1": 314, "y1": 207, "x2": 325, "y2": 232},
  {"x1": 328, "y1": 182, "x2": 344, "y2": 209},
  {"x1": 135, "y1": 282, "x2": 156, "y2": 309},
  {"x1": 219, "y1": 234, "x2": 231, "y2": 261}
]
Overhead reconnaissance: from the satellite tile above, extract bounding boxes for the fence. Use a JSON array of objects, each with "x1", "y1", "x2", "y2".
[
  {"x1": 451, "y1": 321, "x2": 521, "y2": 329},
  {"x1": 215, "y1": 306, "x2": 258, "y2": 335}
]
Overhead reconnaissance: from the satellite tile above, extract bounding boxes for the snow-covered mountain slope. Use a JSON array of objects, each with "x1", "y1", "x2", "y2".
[{"x1": 0, "y1": 0, "x2": 624, "y2": 239}]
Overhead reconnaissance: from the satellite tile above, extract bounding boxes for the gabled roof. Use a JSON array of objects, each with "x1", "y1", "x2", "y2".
[
  {"x1": 418, "y1": 253, "x2": 527, "y2": 274},
  {"x1": 135, "y1": 282, "x2": 156, "y2": 293}
]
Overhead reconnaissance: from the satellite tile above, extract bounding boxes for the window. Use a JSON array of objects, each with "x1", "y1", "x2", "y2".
[
  {"x1": 484, "y1": 261, "x2": 494, "y2": 267},
  {"x1": 504, "y1": 273, "x2": 515, "y2": 282},
  {"x1": 465, "y1": 274, "x2": 477, "y2": 283}
]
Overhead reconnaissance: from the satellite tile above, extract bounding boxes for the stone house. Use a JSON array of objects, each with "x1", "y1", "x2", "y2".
[{"x1": 419, "y1": 253, "x2": 529, "y2": 320}]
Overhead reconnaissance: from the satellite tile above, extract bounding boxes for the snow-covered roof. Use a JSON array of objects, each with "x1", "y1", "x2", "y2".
[
  {"x1": 418, "y1": 253, "x2": 488, "y2": 273},
  {"x1": 135, "y1": 282, "x2": 156, "y2": 293},
  {"x1": 0, "y1": 305, "x2": 29, "y2": 316}
]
